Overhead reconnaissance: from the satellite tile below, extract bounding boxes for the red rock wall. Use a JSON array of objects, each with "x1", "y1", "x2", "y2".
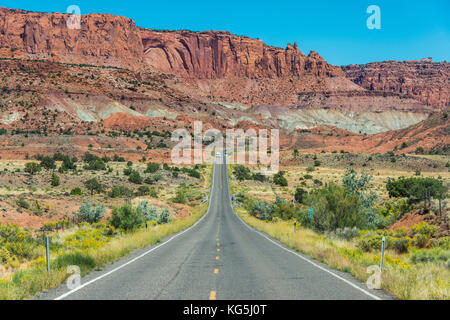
[
  {"x1": 343, "y1": 60, "x2": 449, "y2": 110},
  {"x1": 0, "y1": 8, "x2": 145, "y2": 70},
  {"x1": 140, "y1": 29, "x2": 344, "y2": 79}
]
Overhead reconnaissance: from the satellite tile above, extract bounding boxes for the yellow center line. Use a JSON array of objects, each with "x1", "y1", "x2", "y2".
[
  {"x1": 209, "y1": 291, "x2": 216, "y2": 300},
  {"x1": 217, "y1": 248, "x2": 220, "y2": 252},
  {"x1": 216, "y1": 256, "x2": 219, "y2": 260},
  {"x1": 214, "y1": 268, "x2": 219, "y2": 274}
]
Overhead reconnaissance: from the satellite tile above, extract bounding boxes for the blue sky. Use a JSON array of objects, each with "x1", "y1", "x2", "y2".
[{"x1": 2, "y1": 0, "x2": 449, "y2": 65}]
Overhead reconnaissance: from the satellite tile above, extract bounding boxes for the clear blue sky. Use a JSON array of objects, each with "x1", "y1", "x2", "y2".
[{"x1": 2, "y1": 0, "x2": 449, "y2": 65}]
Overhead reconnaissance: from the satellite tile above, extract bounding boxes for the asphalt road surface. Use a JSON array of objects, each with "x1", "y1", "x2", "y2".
[{"x1": 39, "y1": 157, "x2": 390, "y2": 300}]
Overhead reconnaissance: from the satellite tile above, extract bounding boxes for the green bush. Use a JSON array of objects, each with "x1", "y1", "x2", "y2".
[
  {"x1": 110, "y1": 203, "x2": 144, "y2": 231},
  {"x1": 110, "y1": 185, "x2": 133, "y2": 198},
  {"x1": 233, "y1": 165, "x2": 252, "y2": 181},
  {"x1": 16, "y1": 196, "x2": 30, "y2": 210},
  {"x1": 145, "y1": 162, "x2": 160, "y2": 173},
  {"x1": 136, "y1": 186, "x2": 151, "y2": 196},
  {"x1": 410, "y1": 248, "x2": 450, "y2": 264},
  {"x1": 51, "y1": 172, "x2": 60, "y2": 187},
  {"x1": 128, "y1": 170, "x2": 143, "y2": 184},
  {"x1": 24, "y1": 162, "x2": 42, "y2": 175},
  {"x1": 70, "y1": 187, "x2": 83, "y2": 195},
  {"x1": 294, "y1": 187, "x2": 307, "y2": 203}
]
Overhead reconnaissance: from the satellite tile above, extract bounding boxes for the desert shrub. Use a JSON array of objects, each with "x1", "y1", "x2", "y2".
[
  {"x1": 73, "y1": 201, "x2": 106, "y2": 223},
  {"x1": 306, "y1": 166, "x2": 315, "y2": 172},
  {"x1": 54, "y1": 252, "x2": 96, "y2": 275},
  {"x1": 136, "y1": 186, "x2": 151, "y2": 196},
  {"x1": 40, "y1": 156, "x2": 56, "y2": 170},
  {"x1": 158, "y1": 208, "x2": 170, "y2": 224},
  {"x1": 24, "y1": 162, "x2": 41, "y2": 175},
  {"x1": 272, "y1": 196, "x2": 297, "y2": 220},
  {"x1": 273, "y1": 171, "x2": 288, "y2": 186},
  {"x1": 294, "y1": 187, "x2": 307, "y2": 203},
  {"x1": 233, "y1": 165, "x2": 252, "y2": 181},
  {"x1": 252, "y1": 172, "x2": 267, "y2": 182},
  {"x1": 16, "y1": 196, "x2": 30, "y2": 210},
  {"x1": 70, "y1": 187, "x2": 83, "y2": 195},
  {"x1": 410, "y1": 222, "x2": 437, "y2": 248},
  {"x1": 137, "y1": 200, "x2": 158, "y2": 222},
  {"x1": 0, "y1": 224, "x2": 37, "y2": 261},
  {"x1": 306, "y1": 183, "x2": 365, "y2": 232},
  {"x1": 314, "y1": 160, "x2": 321, "y2": 167},
  {"x1": 188, "y1": 169, "x2": 201, "y2": 179},
  {"x1": 128, "y1": 170, "x2": 143, "y2": 184},
  {"x1": 410, "y1": 248, "x2": 450, "y2": 264},
  {"x1": 51, "y1": 172, "x2": 60, "y2": 187},
  {"x1": 145, "y1": 162, "x2": 160, "y2": 173},
  {"x1": 85, "y1": 159, "x2": 106, "y2": 171},
  {"x1": 304, "y1": 174, "x2": 313, "y2": 180},
  {"x1": 431, "y1": 236, "x2": 450, "y2": 250},
  {"x1": 328, "y1": 227, "x2": 360, "y2": 240},
  {"x1": 250, "y1": 199, "x2": 274, "y2": 220},
  {"x1": 110, "y1": 203, "x2": 144, "y2": 231},
  {"x1": 391, "y1": 226, "x2": 409, "y2": 238},
  {"x1": 392, "y1": 237, "x2": 410, "y2": 253},
  {"x1": 172, "y1": 183, "x2": 188, "y2": 204},
  {"x1": 110, "y1": 185, "x2": 133, "y2": 198},
  {"x1": 376, "y1": 198, "x2": 411, "y2": 226}
]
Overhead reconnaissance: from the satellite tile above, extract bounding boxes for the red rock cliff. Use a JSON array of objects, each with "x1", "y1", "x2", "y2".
[
  {"x1": 343, "y1": 60, "x2": 449, "y2": 110},
  {"x1": 0, "y1": 8, "x2": 343, "y2": 79},
  {"x1": 140, "y1": 29, "x2": 343, "y2": 79},
  {"x1": 0, "y1": 7, "x2": 145, "y2": 70}
]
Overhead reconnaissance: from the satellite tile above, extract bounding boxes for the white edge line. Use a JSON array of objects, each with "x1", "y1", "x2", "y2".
[
  {"x1": 224, "y1": 162, "x2": 382, "y2": 301},
  {"x1": 54, "y1": 163, "x2": 217, "y2": 300}
]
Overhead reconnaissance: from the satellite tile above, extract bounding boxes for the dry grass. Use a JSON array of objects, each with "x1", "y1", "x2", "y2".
[{"x1": 237, "y1": 208, "x2": 450, "y2": 300}]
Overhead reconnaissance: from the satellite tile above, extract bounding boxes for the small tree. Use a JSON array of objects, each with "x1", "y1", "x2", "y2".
[
  {"x1": 51, "y1": 172, "x2": 60, "y2": 187},
  {"x1": 83, "y1": 178, "x2": 103, "y2": 195},
  {"x1": 24, "y1": 162, "x2": 41, "y2": 175},
  {"x1": 273, "y1": 171, "x2": 288, "y2": 186},
  {"x1": 294, "y1": 187, "x2": 307, "y2": 203}
]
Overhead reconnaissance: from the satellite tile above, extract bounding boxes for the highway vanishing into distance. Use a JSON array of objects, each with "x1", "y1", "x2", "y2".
[{"x1": 40, "y1": 157, "x2": 390, "y2": 300}]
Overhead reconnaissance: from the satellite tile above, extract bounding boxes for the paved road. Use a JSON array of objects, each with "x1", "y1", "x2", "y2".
[{"x1": 40, "y1": 159, "x2": 390, "y2": 300}]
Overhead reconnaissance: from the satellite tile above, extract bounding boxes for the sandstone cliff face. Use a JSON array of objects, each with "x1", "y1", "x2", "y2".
[
  {"x1": 0, "y1": 7, "x2": 145, "y2": 69},
  {"x1": 343, "y1": 60, "x2": 449, "y2": 110},
  {"x1": 140, "y1": 29, "x2": 343, "y2": 79}
]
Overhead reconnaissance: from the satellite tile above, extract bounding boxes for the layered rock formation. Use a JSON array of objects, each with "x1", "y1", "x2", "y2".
[
  {"x1": 343, "y1": 60, "x2": 449, "y2": 110},
  {"x1": 140, "y1": 29, "x2": 343, "y2": 79},
  {"x1": 0, "y1": 7, "x2": 145, "y2": 69}
]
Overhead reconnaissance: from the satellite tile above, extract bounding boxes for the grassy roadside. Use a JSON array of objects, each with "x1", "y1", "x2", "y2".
[
  {"x1": 0, "y1": 204, "x2": 208, "y2": 300},
  {"x1": 236, "y1": 208, "x2": 449, "y2": 300},
  {"x1": 0, "y1": 164, "x2": 214, "y2": 300}
]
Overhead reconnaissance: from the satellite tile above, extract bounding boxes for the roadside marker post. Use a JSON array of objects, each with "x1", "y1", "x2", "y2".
[
  {"x1": 145, "y1": 220, "x2": 148, "y2": 232},
  {"x1": 294, "y1": 220, "x2": 297, "y2": 232},
  {"x1": 308, "y1": 208, "x2": 313, "y2": 229},
  {"x1": 45, "y1": 236, "x2": 50, "y2": 273},
  {"x1": 380, "y1": 237, "x2": 386, "y2": 271}
]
